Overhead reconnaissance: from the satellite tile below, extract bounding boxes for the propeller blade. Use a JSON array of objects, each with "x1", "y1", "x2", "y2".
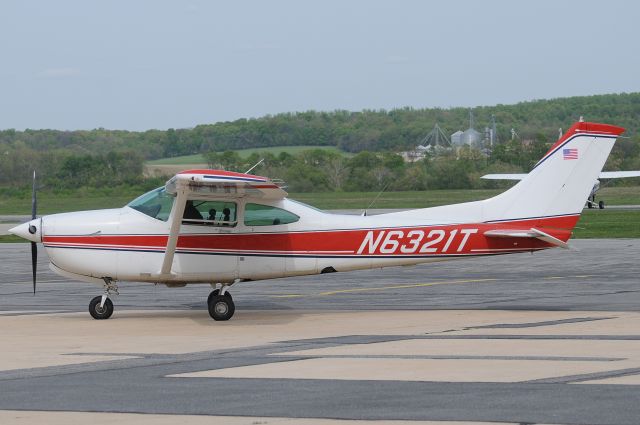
[
  {"x1": 31, "y1": 241, "x2": 37, "y2": 294},
  {"x1": 32, "y1": 170, "x2": 37, "y2": 220},
  {"x1": 31, "y1": 170, "x2": 37, "y2": 294}
]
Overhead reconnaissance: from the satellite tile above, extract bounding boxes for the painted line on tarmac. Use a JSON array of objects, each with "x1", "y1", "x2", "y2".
[
  {"x1": 4, "y1": 279, "x2": 73, "y2": 285},
  {"x1": 543, "y1": 274, "x2": 597, "y2": 280},
  {"x1": 0, "y1": 310, "x2": 72, "y2": 316},
  {"x1": 269, "y1": 274, "x2": 600, "y2": 299},
  {"x1": 318, "y1": 278, "x2": 501, "y2": 296},
  {"x1": 270, "y1": 278, "x2": 501, "y2": 299}
]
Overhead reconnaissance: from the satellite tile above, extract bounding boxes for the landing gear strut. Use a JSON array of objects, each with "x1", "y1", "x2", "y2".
[
  {"x1": 89, "y1": 278, "x2": 118, "y2": 320},
  {"x1": 207, "y1": 285, "x2": 235, "y2": 321}
]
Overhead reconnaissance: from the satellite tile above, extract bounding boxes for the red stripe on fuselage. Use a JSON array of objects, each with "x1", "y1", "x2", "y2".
[{"x1": 43, "y1": 215, "x2": 577, "y2": 256}]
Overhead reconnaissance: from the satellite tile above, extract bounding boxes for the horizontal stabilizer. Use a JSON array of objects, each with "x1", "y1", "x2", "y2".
[
  {"x1": 599, "y1": 171, "x2": 640, "y2": 179},
  {"x1": 530, "y1": 228, "x2": 571, "y2": 249},
  {"x1": 484, "y1": 228, "x2": 570, "y2": 249},
  {"x1": 484, "y1": 229, "x2": 537, "y2": 238},
  {"x1": 481, "y1": 173, "x2": 527, "y2": 180}
]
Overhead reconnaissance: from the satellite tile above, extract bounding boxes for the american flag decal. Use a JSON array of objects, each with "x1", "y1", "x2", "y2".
[{"x1": 563, "y1": 148, "x2": 578, "y2": 160}]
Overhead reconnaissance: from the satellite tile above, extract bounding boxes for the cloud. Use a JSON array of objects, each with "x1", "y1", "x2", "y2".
[{"x1": 38, "y1": 67, "x2": 82, "y2": 79}]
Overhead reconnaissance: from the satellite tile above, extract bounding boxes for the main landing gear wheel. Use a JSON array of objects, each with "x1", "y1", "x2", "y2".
[
  {"x1": 89, "y1": 296, "x2": 114, "y2": 320},
  {"x1": 208, "y1": 294, "x2": 235, "y2": 321},
  {"x1": 207, "y1": 289, "x2": 233, "y2": 305},
  {"x1": 599, "y1": 200, "x2": 605, "y2": 209}
]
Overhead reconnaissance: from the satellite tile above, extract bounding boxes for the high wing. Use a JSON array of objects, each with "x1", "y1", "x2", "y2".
[
  {"x1": 165, "y1": 169, "x2": 287, "y2": 200},
  {"x1": 482, "y1": 171, "x2": 640, "y2": 181},
  {"x1": 160, "y1": 169, "x2": 287, "y2": 277}
]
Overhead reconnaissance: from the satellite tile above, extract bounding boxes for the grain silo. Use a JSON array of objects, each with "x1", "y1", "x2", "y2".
[
  {"x1": 450, "y1": 130, "x2": 464, "y2": 146},
  {"x1": 460, "y1": 110, "x2": 482, "y2": 148}
]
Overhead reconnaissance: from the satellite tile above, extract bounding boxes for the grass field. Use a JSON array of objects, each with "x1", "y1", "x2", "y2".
[
  {"x1": 146, "y1": 145, "x2": 348, "y2": 165},
  {"x1": 0, "y1": 192, "x2": 139, "y2": 215},
  {"x1": 572, "y1": 210, "x2": 640, "y2": 238}
]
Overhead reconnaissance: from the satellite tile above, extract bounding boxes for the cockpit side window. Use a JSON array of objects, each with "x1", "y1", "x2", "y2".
[
  {"x1": 244, "y1": 203, "x2": 299, "y2": 226},
  {"x1": 182, "y1": 200, "x2": 237, "y2": 227},
  {"x1": 127, "y1": 187, "x2": 174, "y2": 221}
]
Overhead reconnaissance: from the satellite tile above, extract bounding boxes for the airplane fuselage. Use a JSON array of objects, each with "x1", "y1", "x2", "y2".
[{"x1": 39, "y1": 197, "x2": 570, "y2": 286}]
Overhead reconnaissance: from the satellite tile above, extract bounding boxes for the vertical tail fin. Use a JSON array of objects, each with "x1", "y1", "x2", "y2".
[{"x1": 484, "y1": 122, "x2": 625, "y2": 222}]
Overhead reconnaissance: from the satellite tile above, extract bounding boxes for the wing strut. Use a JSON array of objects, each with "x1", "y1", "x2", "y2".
[{"x1": 160, "y1": 189, "x2": 188, "y2": 276}]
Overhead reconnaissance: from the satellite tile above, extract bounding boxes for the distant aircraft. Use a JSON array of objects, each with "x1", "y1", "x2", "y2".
[
  {"x1": 10, "y1": 121, "x2": 629, "y2": 321},
  {"x1": 482, "y1": 171, "x2": 640, "y2": 209}
]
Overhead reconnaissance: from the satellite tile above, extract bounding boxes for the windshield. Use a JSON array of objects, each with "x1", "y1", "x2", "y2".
[{"x1": 127, "y1": 187, "x2": 174, "y2": 221}]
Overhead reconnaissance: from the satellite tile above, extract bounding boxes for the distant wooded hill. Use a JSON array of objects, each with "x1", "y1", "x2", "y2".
[
  {"x1": 3, "y1": 92, "x2": 640, "y2": 157},
  {"x1": 1, "y1": 92, "x2": 639, "y2": 189}
]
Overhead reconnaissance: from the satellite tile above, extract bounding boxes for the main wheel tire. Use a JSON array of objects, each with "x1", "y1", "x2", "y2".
[
  {"x1": 207, "y1": 289, "x2": 233, "y2": 306},
  {"x1": 598, "y1": 200, "x2": 605, "y2": 209},
  {"x1": 89, "y1": 296, "x2": 114, "y2": 320},
  {"x1": 587, "y1": 201, "x2": 593, "y2": 209},
  {"x1": 208, "y1": 295, "x2": 235, "y2": 321}
]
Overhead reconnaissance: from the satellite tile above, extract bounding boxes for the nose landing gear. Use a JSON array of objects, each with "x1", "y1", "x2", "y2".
[
  {"x1": 89, "y1": 278, "x2": 118, "y2": 320},
  {"x1": 207, "y1": 285, "x2": 235, "y2": 321}
]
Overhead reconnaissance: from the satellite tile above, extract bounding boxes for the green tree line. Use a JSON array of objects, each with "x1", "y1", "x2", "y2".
[
  {"x1": 1, "y1": 92, "x2": 639, "y2": 190},
  {"x1": 3, "y1": 92, "x2": 640, "y2": 157},
  {"x1": 205, "y1": 135, "x2": 640, "y2": 193}
]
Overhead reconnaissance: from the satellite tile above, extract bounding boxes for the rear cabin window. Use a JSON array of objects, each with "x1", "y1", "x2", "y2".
[
  {"x1": 244, "y1": 203, "x2": 299, "y2": 226},
  {"x1": 182, "y1": 200, "x2": 237, "y2": 227}
]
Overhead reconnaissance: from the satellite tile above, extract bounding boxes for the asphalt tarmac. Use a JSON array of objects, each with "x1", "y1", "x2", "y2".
[{"x1": 1, "y1": 239, "x2": 639, "y2": 425}]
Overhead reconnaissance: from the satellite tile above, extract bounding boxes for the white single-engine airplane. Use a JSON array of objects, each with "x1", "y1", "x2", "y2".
[{"x1": 10, "y1": 121, "x2": 627, "y2": 321}]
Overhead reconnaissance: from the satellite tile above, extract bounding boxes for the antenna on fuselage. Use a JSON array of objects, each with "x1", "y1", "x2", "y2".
[
  {"x1": 245, "y1": 158, "x2": 264, "y2": 174},
  {"x1": 362, "y1": 181, "x2": 390, "y2": 216}
]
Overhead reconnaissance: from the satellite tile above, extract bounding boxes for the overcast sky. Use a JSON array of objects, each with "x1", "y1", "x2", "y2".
[{"x1": 1, "y1": 0, "x2": 639, "y2": 131}]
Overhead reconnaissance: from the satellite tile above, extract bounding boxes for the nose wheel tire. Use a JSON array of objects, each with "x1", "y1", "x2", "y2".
[
  {"x1": 208, "y1": 294, "x2": 235, "y2": 321},
  {"x1": 89, "y1": 296, "x2": 114, "y2": 320}
]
